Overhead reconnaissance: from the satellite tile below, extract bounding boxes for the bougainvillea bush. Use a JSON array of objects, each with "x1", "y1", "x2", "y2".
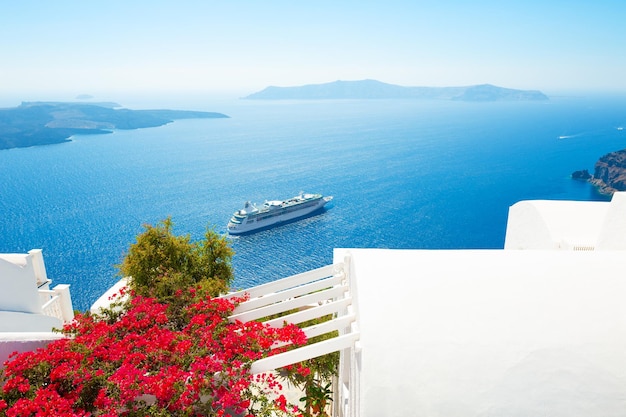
[{"x1": 0, "y1": 289, "x2": 308, "y2": 417}]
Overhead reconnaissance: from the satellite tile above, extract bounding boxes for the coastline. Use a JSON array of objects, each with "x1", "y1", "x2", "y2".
[{"x1": 0, "y1": 102, "x2": 228, "y2": 150}]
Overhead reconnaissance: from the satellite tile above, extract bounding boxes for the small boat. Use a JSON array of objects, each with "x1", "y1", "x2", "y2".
[{"x1": 227, "y1": 192, "x2": 333, "y2": 235}]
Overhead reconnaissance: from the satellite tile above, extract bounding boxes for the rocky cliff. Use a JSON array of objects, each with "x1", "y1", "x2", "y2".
[{"x1": 588, "y1": 149, "x2": 626, "y2": 194}]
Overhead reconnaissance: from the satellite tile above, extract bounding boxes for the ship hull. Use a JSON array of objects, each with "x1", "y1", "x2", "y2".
[{"x1": 227, "y1": 195, "x2": 332, "y2": 235}]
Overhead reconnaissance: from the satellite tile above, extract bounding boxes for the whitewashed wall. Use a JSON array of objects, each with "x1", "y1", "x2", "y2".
[{"x1": 504, "y1": 192, "x2": 626, "y2": 250}]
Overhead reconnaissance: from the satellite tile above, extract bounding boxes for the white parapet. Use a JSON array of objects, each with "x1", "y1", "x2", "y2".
[
  {"x1": 0, "y1": 332, "x2": 65, "y2": 368},
  {"x1": 504, "y1": 192, "x2": 626, "y2": 250},
  {"x1": 28, "y1": 249, "x2": 49, "y2": 286},
  {"x1": 53, "y1": 284, "x2": 74, "y2": 323},
  {"x1": 596, "y1": 191, "x2": 626, "y2": 249},
  {"x1": 90, "y1": 277, "x2": 129, "y2": 315}
]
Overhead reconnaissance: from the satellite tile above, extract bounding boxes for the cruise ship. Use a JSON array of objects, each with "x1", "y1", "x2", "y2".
[{"x1": 227, "y1": 192, "x2": 333, "y2": 235}]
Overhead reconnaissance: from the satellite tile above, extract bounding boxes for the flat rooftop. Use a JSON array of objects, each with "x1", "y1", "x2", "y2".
[{"x1": 335, "y1": 248, "x2": 626, "y2": 417}]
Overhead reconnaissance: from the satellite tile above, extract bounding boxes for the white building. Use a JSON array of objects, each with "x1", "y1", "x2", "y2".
[
  {"x1": 0, "y1": 249, "x2": 74, "y2": 366},
  {"x1": 232, "y1": 192, "x2": 626, "y2": 417}
]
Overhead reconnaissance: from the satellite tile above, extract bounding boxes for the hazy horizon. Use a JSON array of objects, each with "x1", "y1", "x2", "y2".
[
  {"x1": 2, "y1": 1, "x2": 626, "y2": 101},
  {"x1": 0, "y1": 80, "x2": 626, "y2": 113}
]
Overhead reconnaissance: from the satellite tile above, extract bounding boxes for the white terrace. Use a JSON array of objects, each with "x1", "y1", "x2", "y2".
[
  {"x1": 225, "y1": 191, "x2": 626, "y2": 417},
  {"x1": 0, "y1": 249, "x2": 74, "y2": 365}
]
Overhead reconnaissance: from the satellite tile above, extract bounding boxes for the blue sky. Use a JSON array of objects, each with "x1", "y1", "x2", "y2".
[{"x1": 2, "y1": 0, "x2": 625, "y2": 98}]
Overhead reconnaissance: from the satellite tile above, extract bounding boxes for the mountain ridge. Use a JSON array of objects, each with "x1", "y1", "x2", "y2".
[{"x1": 244, "y1": 79, "x2": 549, "y2": 101}]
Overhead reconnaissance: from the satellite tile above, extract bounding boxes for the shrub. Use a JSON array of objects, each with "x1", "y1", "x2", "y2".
[
  {"x1": 118, "y1": 218, "x2": 234, "y2": 305},
  {"x1": 0, "y1": 291, "x2": 308, "y2": 416}
]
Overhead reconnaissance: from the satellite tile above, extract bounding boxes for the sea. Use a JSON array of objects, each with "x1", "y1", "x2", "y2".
[{"x1": 1, "y1": 95, "x2": 625, "y2": 311}]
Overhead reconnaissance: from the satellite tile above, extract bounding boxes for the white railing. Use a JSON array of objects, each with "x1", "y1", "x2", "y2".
[
  {"x1": 573, "y1": 245, "x2": 595, "y2": 251},
  {"x1": 221, "y1": 254, "x2": 360, "y2": 417},
  {"x1": 335, "y1": 255, "x2": 361, "y2": 417},
  {"x1": 38, "y1": 284, "x2": 74, "y2": 323},
  {"x1": 40, "y1": 290, "x2": 63, "y2": 321}
]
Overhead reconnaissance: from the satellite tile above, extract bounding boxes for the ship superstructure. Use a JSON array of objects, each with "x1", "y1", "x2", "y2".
[{"x1": 227, "y1": 192, "x2": 332, "y2": 235}]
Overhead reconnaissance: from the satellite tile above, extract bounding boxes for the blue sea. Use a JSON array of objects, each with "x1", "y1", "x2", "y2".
[{"x1": 1, "y1": 95, "x2": 625, "y2": 311}]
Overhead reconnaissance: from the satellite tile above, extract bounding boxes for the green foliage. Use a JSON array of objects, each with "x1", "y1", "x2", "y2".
[
  {"x1": 117, "y1": 217, "x2": 234, "y2": 306},
  {"x1": 299, "y1": 380, "x2": 333, "y2": 417},
  {"x1": 289, "y1": 328, "x2": 339, "y2": 386},
  {"x1": 276, "y1": 313, "x2": 339, "y2": 416}
]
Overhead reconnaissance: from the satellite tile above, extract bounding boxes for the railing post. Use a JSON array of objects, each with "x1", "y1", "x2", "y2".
[
  {"x1": 28, "y1": 249, "x2": 48, "y2": 286},
  {"x1": 342, "y1": 253, "x2": 361, "y2": 417},
  {"x1": 53, "y1": 284, "x2": 74, "y2": 322},
  {"x1": 350, "y1": 343, "x2": 362, "y2": 417}
]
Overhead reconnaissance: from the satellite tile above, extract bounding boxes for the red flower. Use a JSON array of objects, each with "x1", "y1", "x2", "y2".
[{"x1": 0, "y1": 290, "x2": 309, "y2": 416}]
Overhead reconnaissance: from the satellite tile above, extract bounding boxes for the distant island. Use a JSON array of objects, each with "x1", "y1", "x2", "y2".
[
  {"x1": 244, "y1": 79, "x2": 549, "y2": 101},
  {"x1": 573, "y1": 149, "x2": 626, "y2": 195},
  {"x1": 0, "y1": 101, "x2": 229, "y2": 150}
]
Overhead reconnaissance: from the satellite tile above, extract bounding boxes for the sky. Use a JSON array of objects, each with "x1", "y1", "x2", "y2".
[{"x1": 2, "y1": 0, "x2": 626, "y2": 100}]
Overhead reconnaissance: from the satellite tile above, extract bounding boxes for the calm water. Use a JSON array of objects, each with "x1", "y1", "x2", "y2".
[{"x1": 1, "y1": 96, "x2": 625, "y2": 310}]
